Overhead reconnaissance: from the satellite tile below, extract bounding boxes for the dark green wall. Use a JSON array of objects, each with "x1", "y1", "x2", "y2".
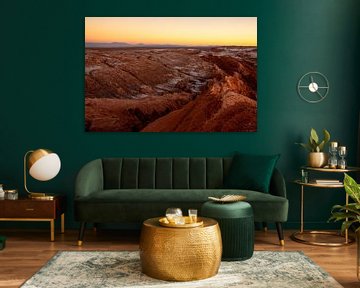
[{"x1": 1, "y1": 0, "x2": 359, "y2": 230}]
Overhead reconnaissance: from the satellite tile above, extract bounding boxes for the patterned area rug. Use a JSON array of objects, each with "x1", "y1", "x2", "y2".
[{"x1": 21, "y1": 251, "x2": 342, "y2": 288}]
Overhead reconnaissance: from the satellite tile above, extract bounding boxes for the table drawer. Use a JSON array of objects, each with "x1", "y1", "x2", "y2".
[{"x1": 0, "y1": 201, "x2": 55, "y2": 218}]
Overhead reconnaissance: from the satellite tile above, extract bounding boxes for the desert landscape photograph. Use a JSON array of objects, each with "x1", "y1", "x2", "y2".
[{"x1": 85, "y1": 17, "x2": 257, "y2": 132}]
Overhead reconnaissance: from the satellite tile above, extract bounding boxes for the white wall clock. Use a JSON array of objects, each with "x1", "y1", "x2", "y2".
[{"x1": 297, "y1": 72, "x2": 329, "y2": 103}]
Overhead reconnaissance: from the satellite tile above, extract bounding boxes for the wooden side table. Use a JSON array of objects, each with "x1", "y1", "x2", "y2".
[{"x1": 0, "y1": 195, "x2": 66, "y2": 241}]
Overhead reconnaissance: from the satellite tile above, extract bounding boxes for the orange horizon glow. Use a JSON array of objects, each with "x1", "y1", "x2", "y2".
[{"x1": 85, "y1": 17, "x2": 257, "y2": 46}]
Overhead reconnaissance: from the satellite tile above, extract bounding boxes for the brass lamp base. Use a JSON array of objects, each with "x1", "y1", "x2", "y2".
[{"x1": 28, "y1": 193, "x2": 55, "y2": 200}]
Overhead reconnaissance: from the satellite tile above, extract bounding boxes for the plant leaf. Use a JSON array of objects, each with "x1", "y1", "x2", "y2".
[
  {"x1": 310, "y1": 128, "x2": 319, "y2": 144},
  {"x1": 344, "y1": 173, "x2": 360, "y2": 204},
  {"x1": 329, "y1": 212, "x2": 357, "y2": 221},
  {"x1": 323, "y1": 129, "x2": 330, "y2": 144},
  {"x1": 341, "y1": 220, "x2": 358, "y2": 234},
  {"x1": 295, "y1": 142, "x2": 312, "y2": 152},
  {"x1": 309, "y1": 136, "x2": 316, "y2": 152},
  {"x1": 317, "y1": 140, "x2": 325, "y2": 152},
  {"x1": 331, "y1": 203, "x2": 360, "y2": 215},
  {"x1": 308, "y1": 137, "x2": 316, "y2": 152}
]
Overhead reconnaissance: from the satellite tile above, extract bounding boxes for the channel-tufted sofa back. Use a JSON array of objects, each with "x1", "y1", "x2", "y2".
[
  {"x1": 75, "y1": 157, "x2": 285, "y2": 199},
  {"x1": 102, "y1": 157, "x2": 233, "y2": 190}
]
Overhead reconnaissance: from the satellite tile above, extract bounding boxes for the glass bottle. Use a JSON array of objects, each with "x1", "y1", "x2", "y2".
[
  {"x1": 6, "y1": 189, "x2": 18, "y2": 200},
  {"x1": 328, "y1": 142, "x2": 338, "y2": 169},
  {"x1": 337, "y1": 146, "x2": 347, "y2": 169},
  {"x1": 301, "y1": 169, "x2": 308, "y2": 183}
]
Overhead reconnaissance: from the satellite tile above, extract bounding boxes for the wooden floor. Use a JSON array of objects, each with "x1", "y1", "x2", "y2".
[{"x1": 0, "y1": 228, "x2": 358, "y2": 288}]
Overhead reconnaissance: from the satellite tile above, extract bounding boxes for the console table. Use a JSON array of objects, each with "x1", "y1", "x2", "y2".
[
  {"x1": 291, "y1": 166, "x2": 359, "y2": 246},
  {"x1": 0, "y1": 195, "x2": 66, "y2": 241}
]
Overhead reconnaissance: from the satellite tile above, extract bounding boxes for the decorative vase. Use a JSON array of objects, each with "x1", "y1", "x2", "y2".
[{"x1": 308, "y1": 152, "x2": 328, "y2": 168}]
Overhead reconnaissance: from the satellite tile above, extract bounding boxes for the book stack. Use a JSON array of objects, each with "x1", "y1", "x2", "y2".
[{"x1": 314, "y1": 179, "x2": 341, "y2": 185}]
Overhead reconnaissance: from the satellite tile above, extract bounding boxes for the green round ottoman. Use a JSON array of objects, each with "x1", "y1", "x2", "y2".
[{"x1": 201, "y1": 201, "x2": 254, "y2": 261}]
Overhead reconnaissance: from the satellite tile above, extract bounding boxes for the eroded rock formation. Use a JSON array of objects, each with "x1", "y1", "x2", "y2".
[{"x1": 85, "y1": 47, "x2": 257, "y2": 132}]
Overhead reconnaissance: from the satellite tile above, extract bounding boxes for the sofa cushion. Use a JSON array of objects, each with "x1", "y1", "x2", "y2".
[{"x1": 223, "y1": 153, "x2": 280, "y2": 193}]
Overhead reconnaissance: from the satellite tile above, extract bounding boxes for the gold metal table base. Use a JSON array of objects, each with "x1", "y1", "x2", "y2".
[
  {"x1": 293, "y1": 170, "x2": 360, "y2": 247},
  {"x1": 140, "y1": 217, "x2": 222, "y2": 281},
  {"x1": 291, "y1": 230, "x2": 355, "y2": 247}
]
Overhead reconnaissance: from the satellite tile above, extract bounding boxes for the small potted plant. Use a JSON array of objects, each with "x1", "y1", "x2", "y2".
[
  {"x1": 296, "y1": 128, "x2": 330, "y2": 167},
  {"x1": 329, "y1": 173, "x2": 360, "y2": 279}
]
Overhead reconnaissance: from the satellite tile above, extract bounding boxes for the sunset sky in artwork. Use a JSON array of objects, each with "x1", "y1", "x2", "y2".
[{"x1": 85, "y1": 17, "x2": 257, "y2": 46}]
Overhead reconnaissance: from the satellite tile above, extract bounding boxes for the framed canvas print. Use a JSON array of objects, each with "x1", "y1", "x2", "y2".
[{"x1": 85, "y1": 17, "x2": 257, "y2": 132}]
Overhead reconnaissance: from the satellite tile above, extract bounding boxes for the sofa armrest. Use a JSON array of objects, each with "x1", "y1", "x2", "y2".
[
  {"x1": 75, "y1": 159, "x2": 104, "y2": 199},
  {"x1": 269, "y1": 168, "x2": 287, "y2": 198}
]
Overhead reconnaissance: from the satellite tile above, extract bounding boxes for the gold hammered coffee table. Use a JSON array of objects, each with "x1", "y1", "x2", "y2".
[{"x1": 139, "y1": 217, "x2": 222, "y2": 281}]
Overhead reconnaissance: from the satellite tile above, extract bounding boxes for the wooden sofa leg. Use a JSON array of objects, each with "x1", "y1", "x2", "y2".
[
  {"x1": 262, "y1": 222, "x2": 268, "y2": 232},
  {"x1": 78, "y1": 222, "x2": 86, "y2": 246},
  {"x1": 276, "y1": 222, "x2": 284, "y2": 246}
]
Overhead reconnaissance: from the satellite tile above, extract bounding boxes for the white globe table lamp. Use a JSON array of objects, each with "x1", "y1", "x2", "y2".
[{"x1": 24, "y1": 149, "x2": 61, "y2": 199}]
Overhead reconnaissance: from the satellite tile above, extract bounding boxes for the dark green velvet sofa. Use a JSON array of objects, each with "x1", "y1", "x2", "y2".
[{"x1": 74, "y1": 157, "x2": 288, "y2": 245}]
